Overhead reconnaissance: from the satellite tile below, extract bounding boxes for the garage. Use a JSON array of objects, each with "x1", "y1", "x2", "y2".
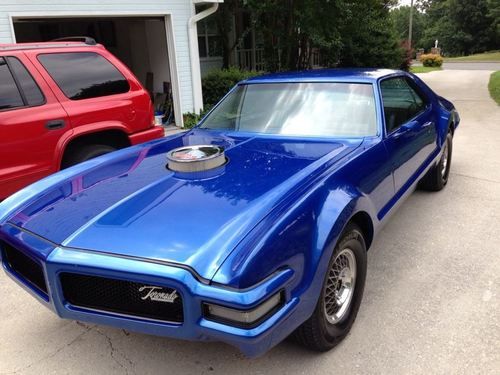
[{"x1": 12, "y1": 15, "x2": 181, "y2": 126}]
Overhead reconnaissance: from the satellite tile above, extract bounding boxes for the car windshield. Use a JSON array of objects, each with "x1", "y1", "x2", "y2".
[{"x1": 200, "y1": 82, "x2": 378, "y2": 137}]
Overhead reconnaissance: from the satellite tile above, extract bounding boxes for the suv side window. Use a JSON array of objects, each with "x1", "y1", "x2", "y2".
[
  {"x1": 38, "y1": 52, "x2": 130, "y2": 100},
  {"x1": 380, "y1": 77, "x2": 427, "y2": 133},
  {"x1": 7, "y1": 57, "x2": 45, "y2": 107},
  {"x1": 0, "y1": 57, "x2": 24, "y2": 111}
]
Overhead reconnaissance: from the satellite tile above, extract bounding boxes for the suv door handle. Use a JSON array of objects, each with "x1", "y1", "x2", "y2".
[{"x1": 45, "y1": 119, "x2": 65, "y2": 130}]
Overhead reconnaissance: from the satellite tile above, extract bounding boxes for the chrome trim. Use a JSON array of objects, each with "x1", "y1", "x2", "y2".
[{"x1": 166, "y1": 145, "x2": 226, "y2": 172}]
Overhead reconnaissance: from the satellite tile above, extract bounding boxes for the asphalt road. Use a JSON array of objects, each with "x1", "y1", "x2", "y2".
[
  {"x1": 0, "y1": 70, "x2": 499, "y2": 375},
  {"x1": 443, "y1": 62, "x2": 500, "y2": 71}
]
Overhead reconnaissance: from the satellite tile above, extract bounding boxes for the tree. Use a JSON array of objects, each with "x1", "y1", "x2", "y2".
[
  {"x1": 420, "y1": 0, "x2": 497, "y2": 56},
  {"x1": 241, "y1": 0, "x2": 403, "y2": 71},
  {"x1": 390, "y1": 5, "x2": 426, "y2": 49},
  {"x1": 338, "y1": 0, "x2": 404, "y2": 68},
  {"x1": 487, "y1": 0, "x2": 500, "y2": 46},
  {"x1": 214, "y1": 0, "x2": 260, "y2": 69},
  {"x1": 244, "y1": 0, "x2": 345, "y2": 71},
  {"x1": 448, "y1": 0, "x2": 495, "y2": 54}
]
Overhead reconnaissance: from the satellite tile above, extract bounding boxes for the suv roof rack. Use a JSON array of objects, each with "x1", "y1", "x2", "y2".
[
  {"x1": 0, "y1": 40, "x2": 100, "y2": 52},
  {"x1": 52, "y1": 36, "x2": 97, "y2": 45}
]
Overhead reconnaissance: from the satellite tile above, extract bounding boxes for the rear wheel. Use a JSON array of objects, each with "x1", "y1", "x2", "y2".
[
  {"x1": 62, "y1": 144, "x2": 116, "y2": 168},
  {"x1": 419, "y1": 131, "x2": 453, "y2": 191},
  {"x1": 293, "y1": 223, "x2": 367, "y2": 351}
]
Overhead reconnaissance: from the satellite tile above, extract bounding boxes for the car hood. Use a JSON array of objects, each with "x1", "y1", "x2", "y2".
[{"x1": 6, "y1": 129, "x2": 361, "y2": 280}]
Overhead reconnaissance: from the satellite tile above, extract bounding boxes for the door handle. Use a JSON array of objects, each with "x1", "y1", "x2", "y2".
[
  {"x1": 45, "y1": 119, "x2": 65, "y2": 130},
  {"x1": 392, "y1": 123, "x2": 414, "y2": 139}
]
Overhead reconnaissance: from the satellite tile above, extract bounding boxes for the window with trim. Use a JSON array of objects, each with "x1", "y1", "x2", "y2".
[
  {"x1": 0, "y1": 57, "x2": 44, "y2": 111},
  {"x1": 380, "y1": 77, "x2": 427, "y2": 133},
  {"x1": 38, "y1": 52, "x2": 130, "y2": 100},
  {"x1": 197, "y1": 18, "x2": 222, "y2": 58}
]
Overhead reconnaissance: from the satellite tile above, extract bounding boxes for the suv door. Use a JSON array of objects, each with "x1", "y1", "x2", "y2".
[
  {"x1": 381, "y1": 76, "x2": 438, "y2": 193},
  {"x1": 0, "y1": 53, "x2": 70, "y2": 197},
  {"x1": 32, "y1": 50, "x2": 149, "y2": 134}
]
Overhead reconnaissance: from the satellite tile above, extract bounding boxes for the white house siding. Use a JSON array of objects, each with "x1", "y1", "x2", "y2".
[{"x1": 0, "y1": 0, "x2": 196, "y2": 115}]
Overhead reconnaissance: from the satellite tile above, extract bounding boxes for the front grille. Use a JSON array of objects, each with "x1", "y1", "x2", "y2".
[
  {"x1": 2, "y1": 242, "x2": 48, "y2": 294},
  {"x1": 60, "y1": 273, "x2": 184, "y2": 323}
]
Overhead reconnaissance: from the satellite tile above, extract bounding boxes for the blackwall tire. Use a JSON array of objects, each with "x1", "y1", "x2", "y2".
[
  {"x1": 62, "y1": 144, "x2": 117, "y2": 168},
  {"x1": 292, "y1": 223, "x2": 367, "y2": 352},
  {"x1": 419, "y1": 131, "x2": 453, "y2": 191}
]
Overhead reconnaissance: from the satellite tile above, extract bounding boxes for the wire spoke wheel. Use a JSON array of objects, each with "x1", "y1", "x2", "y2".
[
  {"x1": 293, "y1": 224, "x2": 367, "y2": 351},
  {"x1": 324, "y1": 248, "x2": 357, "y2": 324}
]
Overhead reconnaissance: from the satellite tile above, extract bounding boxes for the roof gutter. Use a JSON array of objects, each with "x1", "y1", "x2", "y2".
[{"x1": 188, "y1": 1, "x2": 221, "y2": 114}]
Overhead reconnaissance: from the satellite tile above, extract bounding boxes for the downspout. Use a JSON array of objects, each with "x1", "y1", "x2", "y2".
[{"x1": 188, "y1": 2, "x2": 220, "y2": 114}]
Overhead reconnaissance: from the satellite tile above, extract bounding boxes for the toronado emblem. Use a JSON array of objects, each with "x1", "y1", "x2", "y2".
[{"x1": 138, "y1": 286, "x2": 179, "y2": 303}]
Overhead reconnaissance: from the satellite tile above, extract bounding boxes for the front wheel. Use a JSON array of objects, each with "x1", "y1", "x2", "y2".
[{"x1": 293, "y1": 223, "x2": 367, "y2": 352}]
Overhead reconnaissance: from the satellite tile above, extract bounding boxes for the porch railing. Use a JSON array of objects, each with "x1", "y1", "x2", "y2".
[{"x1": 236, "y1": 48, "x2": 265, "y2": 71}]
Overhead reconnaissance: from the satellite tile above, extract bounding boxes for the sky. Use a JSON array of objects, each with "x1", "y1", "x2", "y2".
[{"x1": 398, "y1": 0, "x2": 413, "y2": 5}]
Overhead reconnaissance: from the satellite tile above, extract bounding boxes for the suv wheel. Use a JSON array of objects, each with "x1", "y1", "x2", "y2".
[{"x1": 62, "y1": 144, "x2": 116, "y2": 168}]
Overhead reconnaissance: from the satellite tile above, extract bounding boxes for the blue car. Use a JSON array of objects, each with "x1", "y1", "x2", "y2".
[{"x1": 0, "y1": 69, "x2": 459, "y2": 357}]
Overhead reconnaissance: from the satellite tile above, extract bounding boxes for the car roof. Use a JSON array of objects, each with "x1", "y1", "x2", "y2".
[
  {"x1": 244, "y1": 68, "x2": 403, "y2": 84},
  {"x1": 0, "y1": 42, "x2": 102, "y2": 52}
]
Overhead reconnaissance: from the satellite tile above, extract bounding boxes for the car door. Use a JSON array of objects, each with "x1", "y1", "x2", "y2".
[
  {"x1": 0, "y1": 53, "x2": 70, "y2": 198},
  {"x1": 380, "y1": 76, "x2": 437, "y2": 193}
]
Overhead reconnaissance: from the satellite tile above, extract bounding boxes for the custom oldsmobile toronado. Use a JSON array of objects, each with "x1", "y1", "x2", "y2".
[{"x1": 0, "y1": 69, "x2": 459, "y2": 357}]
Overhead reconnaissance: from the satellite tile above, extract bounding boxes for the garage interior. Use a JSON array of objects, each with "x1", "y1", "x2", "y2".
[{"x1": 13, "y1": 17, "x2": 175, "y2": 125}]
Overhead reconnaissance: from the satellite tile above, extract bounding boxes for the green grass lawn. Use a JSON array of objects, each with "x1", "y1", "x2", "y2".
[
  {"x1": 489, "y1": 71, "x2": 500, "y2": 105},
  {"x1": 445, "y1": 51, "x2": 500, "y2": 62},
  {"x1": 410, "y1": 66, "x2": 442, "y2": 73}
]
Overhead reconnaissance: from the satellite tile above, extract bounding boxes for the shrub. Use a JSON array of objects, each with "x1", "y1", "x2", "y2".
[
  {"x1": 182, "y1": 112, "x2": 200, "y2": 129},
  {"x1": 419, "y1": 54, "x2": 443, "y2": 67},
  {"x1": 399, "y1": 40, "x2": 414, "y2": 72},
  {"x1": 182, "y1": 106, "x2": 213, "y2": 129},
  {"x1": 488, "y1": 71, "x2": 500, "y2": 105},
  {"x1": 202, "y1": 67, "x2": 261, "y2": 108}
]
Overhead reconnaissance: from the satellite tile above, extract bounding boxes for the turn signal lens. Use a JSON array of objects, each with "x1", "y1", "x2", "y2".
[{"x1": 203, "y1": 292, "x2": 284, "y2": 328}]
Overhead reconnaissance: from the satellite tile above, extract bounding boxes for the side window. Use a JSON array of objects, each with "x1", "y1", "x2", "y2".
[
  {"x1": 380, "y1": 77, "x2": 427, "y2": 133},
  {"x1": 0, "y1": 57, "x2": 24, "y2": 111},
  {"x1": 7, "y1": 57, "x2": 45, "y2": 107},
  {"x1": 38, "y1": 52, "x2": 130, "y2": 100}
]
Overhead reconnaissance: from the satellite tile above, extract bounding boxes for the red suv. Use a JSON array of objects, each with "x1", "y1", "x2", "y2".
[{"x1": 0, "y1": 40, "x2": 164, "y2": 199}]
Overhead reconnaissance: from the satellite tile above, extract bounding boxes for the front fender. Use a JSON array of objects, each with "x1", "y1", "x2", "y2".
[
  {"x1": 210, "y1": 180, "x2": 377, "y2": 355},
  {"x1": 211, "y1": 181, "x2": 376, "y2": 304}
]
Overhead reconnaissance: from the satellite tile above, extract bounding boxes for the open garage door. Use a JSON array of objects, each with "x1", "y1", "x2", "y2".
[{"x1": 13, "y1": 16, "x2": 180, "y2": 127}]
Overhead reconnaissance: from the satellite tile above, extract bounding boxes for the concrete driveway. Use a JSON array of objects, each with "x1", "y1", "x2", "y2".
[{"x1": 1, "y1": 70, "x2": 499, "y2": 375}]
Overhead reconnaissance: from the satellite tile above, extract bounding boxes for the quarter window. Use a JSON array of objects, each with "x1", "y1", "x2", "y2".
[
  {"x1": 380, "y1": 77, "x2": 427, "y2": 133},
  {"x1": 0, "y1": 57, "x2": 24, "y2": 110},
  {"x1": 7, "y1": 57, "x2": 45, "y2": 107},
  {"x1": 38, "y1": 52, "x2": 130, "y2": 100}
]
